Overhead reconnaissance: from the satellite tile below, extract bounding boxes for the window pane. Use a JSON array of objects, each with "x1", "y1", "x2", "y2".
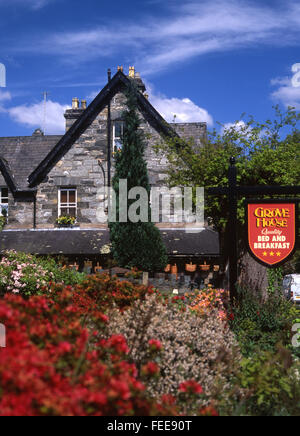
[
  {"x1": 69, "y1": 208, "x2": 76, "y2": 217},
  {"x1": 0, "y1": 205, "x2": 8, "y2": 217},
  {"x1": 2, "y1": 188, "x2": 8, "y2": 198},
  {"x1": 115, "y1": 122, "x2": 123, "y2": 138},
  {"x1": 60, "y1": 208, "x2": 68, "y2": 216},
  {"x1": 69, "y1": 190, "x2": 76, "y2": 203},
  {"x1": 61, "y1": 191, "x2": 68, "y2": 203},
  {"x1": 114, "y1": 139, "x2": 123, "y2": 152}
]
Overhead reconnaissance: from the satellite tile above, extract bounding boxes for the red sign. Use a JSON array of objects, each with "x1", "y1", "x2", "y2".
[{"x1": 247, "y1": 202, "x2": 297, "y2": 267}]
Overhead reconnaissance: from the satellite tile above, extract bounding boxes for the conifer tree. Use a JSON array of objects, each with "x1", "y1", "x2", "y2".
[{"x1": 109, "y1": 83, "x2": 168, "y2": 272}]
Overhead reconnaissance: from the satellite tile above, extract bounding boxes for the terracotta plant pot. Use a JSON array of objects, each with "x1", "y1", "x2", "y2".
[
  {"x1": 185, "y1": 262, "x2": 197, "y2": 273},
  {"x1": 94, "y1": 262, "x2": 103, "y2": 274},
  {"x1": 171, "y1": 264, "x2": 178, "y2": 278},
  {"x1": 200, "y1": 261, "x2": 210, "y2": 272}
]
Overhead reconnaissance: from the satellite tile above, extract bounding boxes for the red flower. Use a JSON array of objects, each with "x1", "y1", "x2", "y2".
[
  {"x1": 148, "y1": 339, "x2": 163, "y2": 352},
  {"x1": 58, "y1": 342, "x2": 72, "y2": 354},
  {"x1": 199, "y1": 406, "x2": 219, "y2": 417},
  {"x1": 141, "y1": 362, "x2": 160, "y2": 377},
  {"x1": 179, "y1": 380, "x2": 203, "y2": 395}
]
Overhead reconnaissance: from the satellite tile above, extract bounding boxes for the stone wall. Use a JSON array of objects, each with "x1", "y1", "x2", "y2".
[{"x1": 5, "y1": 87, "x2": 207, "y2": 229}]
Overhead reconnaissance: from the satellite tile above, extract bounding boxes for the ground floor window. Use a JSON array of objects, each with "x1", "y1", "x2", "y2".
[
  {"x1": 58, "y1": 188, "x2": 77, "y2": 217},
  {"x1": 0, "y1": 187, "x2": 8, "y2": 217}
]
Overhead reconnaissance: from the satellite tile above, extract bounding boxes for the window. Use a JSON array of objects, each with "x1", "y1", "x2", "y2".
[
  {"x1": 58, "y1": 188, "x2": 77, "y2": 217},
  {"x1": 113, "y1": 121, "x2": 124, "y2": 153},
  {"x1": 0, "y1": 188, "x2": 8, "y2": 217}
]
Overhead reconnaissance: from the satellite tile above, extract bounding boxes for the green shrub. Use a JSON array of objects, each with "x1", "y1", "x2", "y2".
[
  {"x1": 0, "y1": 250, "x2": 85, "y2": 297},
  {"x1": 231, "y1": 289, "x2": 298, "y2": 356},
  {"x1": 237, "y1": 346, "x2": 300, "y2": 416},
  {"x1": 0, "y1": 216, "x2": 6, "y2": 231}
]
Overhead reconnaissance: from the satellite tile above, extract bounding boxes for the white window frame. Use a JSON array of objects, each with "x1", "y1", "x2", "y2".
[
  {"x1": 58, "y1": 188, "x2": 77, "y2": 218},
  {"x1": 0, "y1": 187, "x2": 8, "y2": 217},
  {"x1": 113, "y1": 121, "x2": 124, "y2": 153}
]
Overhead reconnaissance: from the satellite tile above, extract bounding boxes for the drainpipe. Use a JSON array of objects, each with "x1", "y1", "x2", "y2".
[
  {"x1": 107, "y1": 69, "x2": 112, "y2": 190},
  {"x1": 33, "y1": 193, "x2": 37, "y2": 229}
]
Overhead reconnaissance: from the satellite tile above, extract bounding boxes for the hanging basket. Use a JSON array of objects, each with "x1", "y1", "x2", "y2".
[
  {"x1": 94, "y1": 262, "x2": 103, "y2": 274},
  {"x1": 164, "y1": 264, "x2": 171, "y2": 273},
  {"x1": 171, "y1": 264, "x2": 178, "y2": 275},
  {"x1": 185, "y1": 262, "x2": 197, "y2": 273},
  {"x1": 200, "y1": 261, "x2": 210, "y2": 272}
]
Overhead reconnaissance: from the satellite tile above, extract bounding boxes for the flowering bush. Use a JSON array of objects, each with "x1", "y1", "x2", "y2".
[
  {"x1": 125, "y1": 267, "x2": 143, "y2": 281},
  {"x1": 0, "y1": 251, "x2": 84, "y2": 297},
  {"x1": 0, "y1": 280, "x2": 219, "y2": 416},
  {"x1": 187, "y1": 288, "x2": 232, "y2": 322},
  {"x1": 0, "y1": 289, "x2": 175, "y2": 416},
  {"x1": 106, "y1": 293, "x2": 242, "y2": 412},
  {"x1": 70, "y1": 274, "x2": 150, "y2": 310}
]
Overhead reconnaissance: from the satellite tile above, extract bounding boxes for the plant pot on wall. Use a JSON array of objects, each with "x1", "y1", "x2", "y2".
[
  {"x1": 56, "y1": 216, "x2": 77, "y2": 228},
  {"x1": 200, "y1": 261, "x2": 210, "y2": 272},
  {"x1": 185, "y1": 262, "x2": 197, "y2": 273}
]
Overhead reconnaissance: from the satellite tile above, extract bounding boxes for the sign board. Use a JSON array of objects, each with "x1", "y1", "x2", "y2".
[{"x1": 247, "y1": 201, "x2": 297, "y2": 267}]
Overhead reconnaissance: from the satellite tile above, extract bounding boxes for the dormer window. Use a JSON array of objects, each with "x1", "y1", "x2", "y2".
[
  {"x1": 0, "y1": 187, "x2": 8, "y2": 217},
  {"x1": 113, "y1": 121, "x2": 124, "y2": 153},
  {"x1": 58, "y1": 188, "x2": 77, "y2": 218}
]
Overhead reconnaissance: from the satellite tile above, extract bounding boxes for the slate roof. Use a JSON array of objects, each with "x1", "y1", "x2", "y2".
[
  {"x1": 0, "y1": 135, "x2": 62, "y2": 190},
  {"x1": 0, "y1": 70, "x2": 180, "y2": 192},
  {"x1": 28, "y1": 70, "x2": 179, "y2": 187},
  {"x1": 0, "y1": 229, "x2": 220, "y2": 256}
]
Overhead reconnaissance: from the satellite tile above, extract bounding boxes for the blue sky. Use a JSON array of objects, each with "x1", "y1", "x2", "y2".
[{"x1": 0, "y1": 0, "x2": 300, "y2": 136}]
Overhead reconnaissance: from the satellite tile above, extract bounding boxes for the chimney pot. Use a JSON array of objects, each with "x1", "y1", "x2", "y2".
[
  {"x1": 129, "y1": 66, "x2": 135, "y2": 78},
  {"x1": 72, "y1": 98, "x2": 79, "y2": 109},
  {"x1": 81, "y1": 100, "x2": 87, "y2": 109}
]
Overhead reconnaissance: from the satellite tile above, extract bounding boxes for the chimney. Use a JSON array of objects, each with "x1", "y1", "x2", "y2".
[
  {"x1": 127, "y1": 66, "x2": 146, "y2": 93},
  {"x1": 117, "y1": 66, "x2": 124, "y2": 72},
  {"x1": 129, "y1": 66, "x2": 135, "y2": 78},
  {"x1": 65, "y1": 97, "x2": 83, "y2": 131},
  {"x1": 72, "y1": 98, "x2": 79, "y2": 109}
]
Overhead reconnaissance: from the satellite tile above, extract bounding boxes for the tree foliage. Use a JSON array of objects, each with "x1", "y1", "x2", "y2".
[
  {"x1": 109, "y1": 83, "x2": 168, "y2": 272},
  {"x1": 156, "y1": 106, "x2": 300, "y2": 232},
  {"x1": 156, "y1": 106, "x2": 300, "y2": 272}
]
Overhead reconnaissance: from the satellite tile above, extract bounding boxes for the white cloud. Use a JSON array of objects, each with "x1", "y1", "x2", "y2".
[
  {"x1": 0, "y1": 89, "x2": 11, "y2": 113},
  {"x1": 221, "y1": 120, "x2": 257, "y2": 137},
  {"x1": 148, "y1": 87, "x2": 213, "y2": 125},
  {"x1": 271, "y1": 73, "x2": 300, "y2": 109},
  {"x1": 0, "y1": 89, "x2": 11, "y2": 102},
  {"x1": 8, "y1": 100, "x2": 70, "y2": 134},
  {"x1": 14, "y1": 0, "x2": 300, "y2": 74}
]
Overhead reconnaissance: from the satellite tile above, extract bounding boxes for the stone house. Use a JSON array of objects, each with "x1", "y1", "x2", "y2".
[{"x1": 0, "y1": 67, "x2": 219, "y2": 276}]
